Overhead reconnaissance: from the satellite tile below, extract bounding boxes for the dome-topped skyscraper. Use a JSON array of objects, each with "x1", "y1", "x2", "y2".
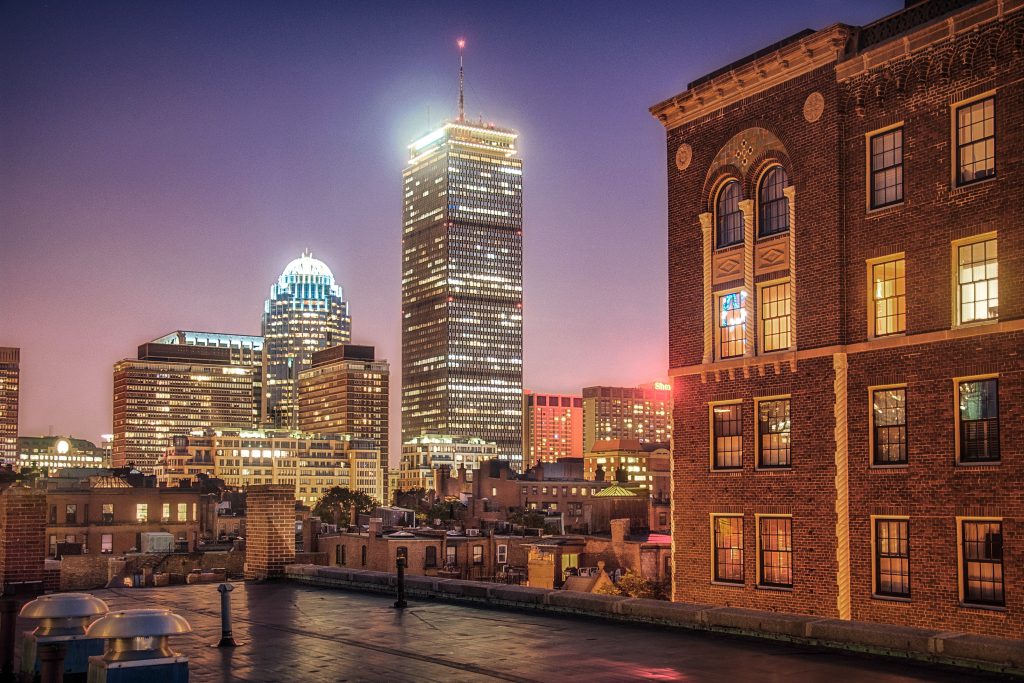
[{"x1": 262, "y1": 250, "x2": 351, "y2": 429}]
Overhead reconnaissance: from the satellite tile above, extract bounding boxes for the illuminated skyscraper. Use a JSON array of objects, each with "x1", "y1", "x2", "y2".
[
  {"x1": 522, "y1": 391, "x2": 583, "y2": 465},
  {"x1": 262, "y1": 251, "x2": 351, "y2": 429},
  {"x1": 0, "y1": 347, "x2": 19, "y2": 464},
  {"x1": 582, "y1": 383, "x2": 673, "y2": 454},
  {"x1": 401, "y1": 46, "x2": 524, "y2": 467}
]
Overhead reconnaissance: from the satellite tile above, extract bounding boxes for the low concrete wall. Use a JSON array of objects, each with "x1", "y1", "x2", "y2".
[
  {"x1": 285, "y1": 564, "x2": 1024, "y2": 677},
  {"x1": 60, "y1": 555, "x2": 111, "y2": 590}
]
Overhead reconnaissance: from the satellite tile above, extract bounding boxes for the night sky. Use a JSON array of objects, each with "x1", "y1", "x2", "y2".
[{"x1": 1, "y1": 0, "x2": 899, "y2": 459}]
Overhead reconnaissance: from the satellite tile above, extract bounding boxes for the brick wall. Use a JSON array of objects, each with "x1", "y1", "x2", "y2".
[
  {"x1": 244, "y1": 485, "x2": 296, "y2": 580},
  {"x1": 0, "y1": 485, "x2": 46, "y2": 594}
]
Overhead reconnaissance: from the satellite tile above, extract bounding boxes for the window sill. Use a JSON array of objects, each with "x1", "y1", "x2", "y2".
[
  {"x1": 866, "y1": 200, "x2": 904, "y2": 216},
  {"x1": 953, "y1": 318, "x2": 999, "y2": 331},
  {"x1": 757, "y1": 348, "x2": 792, "y2": 357},
  {"x1": 756, "y1": 232, "x2": 789, "y2": 243},
  {"x1": 756, "y1": 584, "x2": 793, "y2": 593},
  {"x1": 872, "y1": 594, "x2": 912, "y2": 603},
  {"x1": 950, "y1": 174, "x2": 997, "y2": 195},
  {"x1": 869, "y1": 463, "x2": 908, "y2": 470},
  {"x1": 710, "y1": 580, "x2": 745, "y2": 588},
  {"x1": 709, "y1": 468, "x2": 744, "y2": 474},
  {"x1": 958, "y1": 602, "x2": 1006, "y2": 613},
  {"x1": 867, "y1": 331, "x2": 906, "y2": 342},
  {"x1": 955, "y1": 460, "x2": 1001, "y2": 469},
  {"x1": 755, "y1": 466, "x2": 792, "y2": 473}
]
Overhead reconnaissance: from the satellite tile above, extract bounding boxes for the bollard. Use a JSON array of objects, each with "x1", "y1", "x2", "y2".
[
  {"x1": 216, "y1": 584, "x2": 237, "y2": 647},
  {"x1": 393, "y1": 557, "x2": 407, "y2": 609},
  {"x1": 38, "y1": 642, "x2": 67, "y2": 683},
  {"x1": 0, "y1": 597, "x2": 18, "y2": 680}
]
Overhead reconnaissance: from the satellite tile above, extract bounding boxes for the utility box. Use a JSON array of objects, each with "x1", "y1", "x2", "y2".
[{"x1": 140, "y1": 532, "x2": 174, "y2": 554}]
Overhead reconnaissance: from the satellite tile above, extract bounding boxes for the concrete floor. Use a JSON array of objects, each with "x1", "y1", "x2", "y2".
[{"x1": 15, "y1": 582, "x2": 1001, "y2": 682}]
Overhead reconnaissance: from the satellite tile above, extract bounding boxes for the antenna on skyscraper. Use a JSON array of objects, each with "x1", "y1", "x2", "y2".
[{"x1": 457, "y1": 38, "x2": 466, "y2": 122}]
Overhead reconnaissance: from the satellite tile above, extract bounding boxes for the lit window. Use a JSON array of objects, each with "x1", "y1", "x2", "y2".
[
  {"x1": 136, "y1": 504, "x2": 148, "y2": 523},
  {"x1": 961, "y1": 520, "x2": 1003, "y2": 606},
  {"x1": 713, "y1": 516, "x2": 743, "y2": 583},
  {"x1": 162, "y1": 503, "x2": 170, "y2": 522},
  {"x1": 65, "y1": 504, "x2": 77, "y2": 524},
  {"x1": 758, "y1": 166, "x2": 789, "y2": 236},
  {"x1": 178, "y1": 503, "x2": 187, "y2": 521},
  {"x1": 870, "y1": 257, "x2": 905, "y2": 336},
  {"x1": 716, "y1": 180, "x2": 743, "y2": 248},
  {"x1": 757, "y1": 399, "x2": 790, "y2": 468},
  {"x1": 956, "y1": 238, "x2": 997, "y2": 324},
  {"x1": 473, "y1": 545, "x2": 484, "y2": 565},
  {"x1": 712, "y1": 403, "x2": 742, "y2": 470},
  {"x1": 956, "y1": 97, "x2": 995, "y2": 186},
  {"x1": 759, "y1": 282, "x2": 790, "y2": 352},
  {"x1": 758, "y1": 517, "x2": 792, "y2": 588},
  {"x1": 874, "y1": 519, "x2": 910, "y2": 597},
  {"x1": 958, "y1": 379, "x2": 999, "y2": 462},
  {"x1": 101, "y1": 534, "x2": 113, "y2": 554},
  {"x1": 496, "y1": 544, "x2": 508, "y2": 565},
  {"x1": 718, "y1": 291, "x2": 746, "y2": 359},
  {"x1": 872, "y1": 388, "x2": 907, "y2": 465},
  {"x1": 869, "y1": 128, "x2": 903, "y2": 208}
]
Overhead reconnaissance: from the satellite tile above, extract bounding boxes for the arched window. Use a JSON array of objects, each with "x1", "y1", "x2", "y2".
[
  {"x1": 758, "y1": 166, "x2": 789, "y2": 237},
  {"x1": 716, "y1": 180, "x2": 743, "y2": 248}
]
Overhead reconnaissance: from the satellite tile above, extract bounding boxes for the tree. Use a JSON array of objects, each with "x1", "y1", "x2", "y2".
[
  {"x1": 595, "y1": 570, "x2": 669, "y2": 600},
  {"x1": 313, "y1": 487, "x2": 377, "y2": 526}
]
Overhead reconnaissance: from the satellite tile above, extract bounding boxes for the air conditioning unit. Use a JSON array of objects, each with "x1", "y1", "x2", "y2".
[{"x1": 466, "y1": 529, "x2": 480, "y2": 537}]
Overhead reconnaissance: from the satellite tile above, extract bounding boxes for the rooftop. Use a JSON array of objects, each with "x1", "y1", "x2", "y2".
[{"x1": 13, "y1": 582, "x2": 992, "y2": 682}]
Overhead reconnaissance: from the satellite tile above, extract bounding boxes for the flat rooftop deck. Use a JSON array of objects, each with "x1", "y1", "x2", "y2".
[{"x1": 15, "y1": 582, "x2": 999, "y2": 682}]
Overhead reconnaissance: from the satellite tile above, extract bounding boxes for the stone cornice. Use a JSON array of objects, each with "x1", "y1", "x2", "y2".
[
  {"x1": 836, "y1": 0, "x2": 1023, "y2": 82},
  {"x1": 650, "y1": 25, "x2": 852, "y2": 131}
]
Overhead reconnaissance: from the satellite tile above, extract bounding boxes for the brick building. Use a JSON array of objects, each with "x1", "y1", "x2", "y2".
[
  {"x1": 522, "y1": 391, "x2": 584, "y2": 465},
  {"x1": 0, "y1": 484, "x2": 46, "y2": 595},
  {"x1": 651, "y1": 0, "x2": 1021, "y2": 637},
  {"x1": 43, "y1": 473, "x2": 202, "y2": 556}
]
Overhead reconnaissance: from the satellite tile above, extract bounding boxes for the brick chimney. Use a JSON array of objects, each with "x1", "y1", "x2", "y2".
[
  {"x1": 244, "y1": 485, "x2": 295, "y2": 581},
  {"x1": 368, "y1": 518, "x2": 383, "y2": 536},
  {"x1": 0, "y1": 485, "x2": 46, "y2": 595},
  {"x1": 610, "y1": 518, "x2": 630, "y2": 548}
]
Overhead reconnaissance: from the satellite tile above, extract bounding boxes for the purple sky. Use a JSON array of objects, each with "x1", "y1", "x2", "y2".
[{"x1": 1, "y1": 0, "x2": 899, "y2": 457}]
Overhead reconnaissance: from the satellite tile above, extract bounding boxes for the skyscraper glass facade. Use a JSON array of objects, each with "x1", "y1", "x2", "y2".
[
  {"x1": 262, "y1": 252, "x2": 351, "y2": 430},
  {"x1": 402, "y1": 122, "x2": 524, "y2": 468},
  {"x1": 0, "y1": 347, "x2": 19, "y2": 465}
]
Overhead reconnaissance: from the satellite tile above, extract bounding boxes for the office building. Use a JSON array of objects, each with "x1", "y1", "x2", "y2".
[
  {"x1": 16, "y1": 436, "x2": 109, "y2": 472},
  {"x1": 651, "y1": 0, "x2": 1021, "y2": 638},
  {"x1": 113, "y1": 343, "x2": 256, "y2": 472},
  {"x1": 583, "y1": 439, "x2": 670, "y2": 496},
  {"x1": 582, "y1": 384, "x2": 672, "y2": 454},
  {"x1": 155, "y1": 429, "x2": 384, "y2": 506},
  {"x1": 151, "y1": 330, "x2": 264, "y2": 423},
  {"x1": 0, "y1": 348, "x2": 19, "y2": 465},
  {"x1": 263, "y1": 251, "x2": 351, "y2": 430},
  {"x1": 401, "y1": 57, "x2": 524, "y2": 467},
  {"x1": 398, "y1": 434, "x2": 497, "y2": 491},
  {"x1": 298, "y1": 344, "x2": 389, "y2": 474},
  {"x1": 522, "y1": 391, "x2": 583, "y2": 466}
]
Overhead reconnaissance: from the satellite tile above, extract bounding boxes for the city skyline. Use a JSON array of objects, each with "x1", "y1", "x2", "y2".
[{"x1": 1, "y1": 1, "x2": 899, "y2": 449}]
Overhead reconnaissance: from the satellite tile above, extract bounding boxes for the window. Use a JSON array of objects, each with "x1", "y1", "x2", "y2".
[
  {"x1": 718, "y1": 291, "x2": 747, "y2": 359},
  {"x1": 958, "y1": 378, "x2": 999, "y2": 462},
  {"x1": 445, "y1": 546, "x2": 457, "y2": 567},
  {"x1": 135, "y1": 504, "x2": 148, "y2": 523},
  {"x1": 49, "y1": 506, "x2": 56, "y2": 524},
  {"x1": 496, "y1": 544, "x2": 508, "y2": 565},
  {"x1": 759, "y1": 282, "x2": 791, "y2": 352},
  {"x1": 337, "y1": 544, "x2": 346, "y2": 566},
  {"x1": 425, "y1": 546, "x2": 437, "y2": 568},
  {"x1": 872, "y1": 388, "x2": 907, "y2": 465},
  {"x1": 712, "y1": 403, "x2": 742, "y2": 470},
  {"x1": 961, "y1": 520, "x2": 1003, "y2": 606},
  {"x1": 101, "y1": 503, "x2": 113, "y2": 523},
  {"x1": 758, "y1": 517, "x2": 793, "y2": 588},
  {"x1": 870, "y1": 257, "x2": 905, "y2": 336},
  {"x1": 658, "y1": 512, "x2": 668, "y2": 526},
  {"x1": 956, "y1": 97, "x2": 995, "y2": 185},
  {"x1": 473, "y1": 545, "x2": 484, "y2": 565},
  {"x1": 757, "y1": 398, "x2": 790, "y2": 468},
  {"x1": 49, "y1": 535, "x2": 57, "y2": 557},
  {"x1": 162, "y1": 503, "x2": 171, "y2": 523},
  {"x1": 956, "y1": 237, "x2": 998, "y2": 324},
  {"x1": 874, "y1": 519, "x2": 910, "y2": 597},
  {"x1": 361, "y1": 545, "x2": 367, "y2": 566},
  {"x1": 713, "y1": 515, "x2": 743, "y2": 583},
  {"x1": 65, "y1": 504, "x2": 77, "y2": 524},
  {"x1": 758, "y1": 166, "x2": 789, "y2": 236},
  {"x1": 869, "y1": 127, "x2": 903, "y2": 208},
  {"x1": 100, "y1": 534, "x2": 113, "y2": 554},
  {"x1": 716, "y1": 180, "x2": 743, "y2": 248}
]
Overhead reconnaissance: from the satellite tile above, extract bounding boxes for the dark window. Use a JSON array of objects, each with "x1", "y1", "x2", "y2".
[
  {"x1": 759, "y1": 517, "x2": 793, "y2": 588},
  {"x1": 962, "y1": 521, "x2": 1003, "y2": 606},
  {"x1": 959, "y1": 379, "x2": 999, "y2": 462},
  {"x1": 758, "y1": 166, "x2": 789, "y2": 236},
  {"x1": 337, "y1": 544, "x2": 346, "y2": 566},
  {"x1": 396, "y1": 547, "x2": 409, "y2": 563},
  {"x1": 956, "y1": 97, "x2": 995, "y2": 185},
  {"x1": 713, "y1": 403, "x2": 742, "y2": 470},
  {"x1": 49, "y1": 506, "x2": 57, "y2": 524},
  {"x1": 716, "y1": 180, "x2": 743, "y2": 248},
  {"x1": 713, "y1": 516, "x2": 743, "y2": 583},
  {"x1": 870, "y1": 128, "x2": 903, "y2": 208},
  {"x1": 875, "y1": 519, "x2": 910, "y2": 597},
  {"x1": 757, "y1": 399, "x2": 791, "y2": 468},
  {"x1": 65, "y1": 504, "x2": 77, "y2": 524},
  {"x1": 425, "y1": 546, "x2": 437, "y2": 568},
  {"x1": 361, "y1": 545, "x2": 367, "y2": 566},
  {"x1": 872, "y1": 388, "x2": 907, "y2": 465}
]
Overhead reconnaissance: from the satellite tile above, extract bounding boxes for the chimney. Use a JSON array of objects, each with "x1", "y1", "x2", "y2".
[
  {"x1": 349, "y1": 503, "x2": 357, "y2": 528},
  {"x1": 611, "y1": 518, "x2": 629, "y2": 546},
  {"x1": 594, "y1": 465, "x2": 605, "y2": 482},
  {"x1": 368, "y1": 518, "x2": 383, "y2": 536}
]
